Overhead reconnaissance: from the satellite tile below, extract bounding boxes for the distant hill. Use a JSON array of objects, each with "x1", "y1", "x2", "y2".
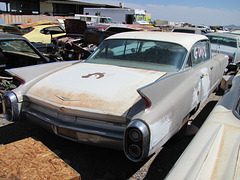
[{"x1": 225, "y1": 24, "x2": 240, "y2": 29}]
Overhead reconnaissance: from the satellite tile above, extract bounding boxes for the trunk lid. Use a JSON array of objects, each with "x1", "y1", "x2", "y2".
[{"x1": 27, "y1": 63, "x2": 166, "y2": 116}]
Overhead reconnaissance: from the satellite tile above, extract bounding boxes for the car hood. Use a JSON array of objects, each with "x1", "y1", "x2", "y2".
[{"x1": 27, "y1": 63, "x2": 166, "y2": 116}]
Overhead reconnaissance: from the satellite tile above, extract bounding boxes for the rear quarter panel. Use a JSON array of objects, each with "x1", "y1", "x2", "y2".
[
  {"x1": 136, "y1": 69, "x2": 200, "y2": 154},
  {"x1": 136, "y1": 54, "x2": 228, "y2": 155}
]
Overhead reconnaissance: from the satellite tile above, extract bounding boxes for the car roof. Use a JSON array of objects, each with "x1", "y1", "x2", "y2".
[
  {"x1": 27, "y1": 24, "x2": 61, "y2": 30},
  {"x1": 206, "y1": 32, "x2": 240, "y2": 39},
  {"x1": 106, "y1": 31, "x2": 208, "y2": 51},
  {"x1": 17, "y1": 20, "x2": 54, "y2": 29},
  {"x1": 0, "y1": 32, "x2": 27, "y2": 39}
]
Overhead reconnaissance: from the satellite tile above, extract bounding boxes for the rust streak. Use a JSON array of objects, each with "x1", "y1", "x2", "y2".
[
  {"x1": 29, "y1": 86, "x2": 128, "y2": 113},
  {"x1": 82, "y1": 73, "x2": 105, "y2": 79}
]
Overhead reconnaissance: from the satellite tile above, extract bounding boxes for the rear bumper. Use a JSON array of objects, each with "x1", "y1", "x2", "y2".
[{"x1": 23, "y1": 106, "x2": 125, "y2": 150}]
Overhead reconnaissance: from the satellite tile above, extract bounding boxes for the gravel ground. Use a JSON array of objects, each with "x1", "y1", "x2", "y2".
[
  {"x1": 0, "y1": 91, "x2": 223, "y2": 180},
  {"x1": 0, "y1": 114, "x2": 12, "y2": 127}
]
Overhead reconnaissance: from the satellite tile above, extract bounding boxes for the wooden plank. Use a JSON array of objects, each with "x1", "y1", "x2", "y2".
[{"x1": 0, "y1": 138, "x2": 80, "y2": 180}]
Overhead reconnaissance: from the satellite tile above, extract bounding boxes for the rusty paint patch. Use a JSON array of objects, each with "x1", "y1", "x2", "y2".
[
  {"x1": 28, "y1": 86, "x2": 131, "y2": 115},
  {"x1": 82, "y1": 73, "x2": 105, "y2": 79}
]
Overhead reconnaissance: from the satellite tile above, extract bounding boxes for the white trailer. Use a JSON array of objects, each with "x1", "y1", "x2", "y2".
[
  {"x1": 83, "y1": 7, "x2": 149, "y2": 25},
  {"x1": 74, "y1": 14, "x2": 113, "y2": 25}
]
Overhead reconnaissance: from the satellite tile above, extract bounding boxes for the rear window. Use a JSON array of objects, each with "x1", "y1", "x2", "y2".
[
  {"x1": 20, "y1": 27, "x2": 34, "y2": 34},
  {"x1": 86, "y1": 39, "x2": 187, "y2": 72}
]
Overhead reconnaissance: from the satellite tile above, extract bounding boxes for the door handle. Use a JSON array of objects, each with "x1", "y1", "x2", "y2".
[{"x1": 210, "y1": 66, "x2": 214, "y2": 70}]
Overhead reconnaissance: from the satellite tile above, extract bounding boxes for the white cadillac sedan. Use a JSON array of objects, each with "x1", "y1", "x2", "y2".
[{"x1": 2, "y1": 32, "x2": 228, "y2": 162}]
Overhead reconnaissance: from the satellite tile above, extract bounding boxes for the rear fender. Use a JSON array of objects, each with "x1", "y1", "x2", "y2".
[
  {"x1": 7, "y1": 60, "x2": 80, "y2": 101},
  {"x1": 137, "y1": 71, "x2": 200, "y2": 154}
]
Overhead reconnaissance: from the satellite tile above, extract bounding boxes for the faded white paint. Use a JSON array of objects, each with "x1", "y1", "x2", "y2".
[
  {"x1": 191, "y1": 82, "x2": 201, "y2": 108},
  {"x1": 27, "y1": 63, "x2": 166, "y2": 116},
  {"x1": 149, "y1": 113, "x2": 173, "y2": 152},
  {"x1": 200, "y1": 67, "x2": 211, "y2": 103}
]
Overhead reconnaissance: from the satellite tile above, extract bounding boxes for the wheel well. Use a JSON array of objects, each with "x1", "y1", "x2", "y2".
[{"x1": 190, "y1": 103, "x2": 200, "y2": 116}]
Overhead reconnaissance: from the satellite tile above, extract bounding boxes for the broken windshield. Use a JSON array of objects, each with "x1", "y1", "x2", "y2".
[{"x1": 0, "y1": 40, "x2": 41, "y2": 58}]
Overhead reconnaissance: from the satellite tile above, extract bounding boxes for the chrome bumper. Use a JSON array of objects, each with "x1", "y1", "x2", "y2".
[{"x1": 24, "y1": 106, "x2": 125, "y2": 150}]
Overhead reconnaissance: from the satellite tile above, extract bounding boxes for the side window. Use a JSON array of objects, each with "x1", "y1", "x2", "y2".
[
  {"x1": 40, "y1": 28, "x2": 50, "y2": 34},
  {"x1": 191, "y1": 41, "x2": 210, "y2": 66}
]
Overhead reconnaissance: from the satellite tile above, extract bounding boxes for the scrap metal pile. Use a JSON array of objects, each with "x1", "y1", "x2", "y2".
[
  {"x1": 52, "y1": 19, "x2": 160, "y2": 61},
  {"x1": 0, "y1": 18, "x2": 160, "y2": 61}
]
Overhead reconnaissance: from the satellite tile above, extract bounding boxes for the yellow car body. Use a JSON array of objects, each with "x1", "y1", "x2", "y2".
[{"x1": 22, "y1": 24, "x2": 65, "y2": 44}]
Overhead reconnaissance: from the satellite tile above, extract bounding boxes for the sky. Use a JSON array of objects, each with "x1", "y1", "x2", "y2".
[{"x1": 79, "y1": 0, "x2": 240, "y2": 26}]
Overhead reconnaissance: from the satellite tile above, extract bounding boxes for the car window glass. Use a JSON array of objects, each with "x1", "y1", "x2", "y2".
[
  {"x1": 0, "y1": 40, "x2": 41, "y2": 58},
  {"x1": 207, "y1": 36, "x2": 237, "y2": 48},
  {"x1": 20, "y1": 27, "x2": 34, "y2": 34},
  {"x1": 87, "y1": 39, "x2": 187, "y2": 72},
  {"x1": 40, "y1": 26, "x2": 64, "y2": 35},
  {"x1": 191, "y1": 41, "x2": 210, "y2": 66}
]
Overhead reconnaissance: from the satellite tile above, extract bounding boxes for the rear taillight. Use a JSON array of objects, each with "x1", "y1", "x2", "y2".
[
  {"x1": 124, "y1": 120, "x2": 150, "y2": 162},
  {"x1": 228, "y1": 56, "x2": 233, "y2": 63},
  {"x1": 142, "y1": 96, "x2": 151, "y2": 109},
  {"x1": 13, "y1": 76, "x2": 25, "y2": 85},
  {"x1": 2, "y1": 92, "x2": 19, "y2": 121}
]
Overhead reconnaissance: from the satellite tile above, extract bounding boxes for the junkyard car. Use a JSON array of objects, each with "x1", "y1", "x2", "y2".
[
  {"x1": 0, "y1": 32, "x2": 51, "y2": 68},
  {"x1": 2, "y1": 32, "x2": 228, "y2": 162},
  {"x1": 165, "y1": 73, "x2": 240, "y2": 180},
  {"x1": 206, "y1": 32, "x2": 240, "y2": 71},
  {"x1": 0, "y1": 20, "x2": 66, "y2": 44},
  {"x1": 21, "y1": 24, "x2": 65, "y2": 44},
  {"x1": 54, "y1": 19, "x2": 160, "y2": 60},
  {"x1": 172, "y1": 27, "x2": 207, "y2": 35},
  {"x1": 0, "y1": 21, "x2": 66, "y2": 61},
  {"x1": 0, "y1": 32, "x2": 52, "y2": 105}
]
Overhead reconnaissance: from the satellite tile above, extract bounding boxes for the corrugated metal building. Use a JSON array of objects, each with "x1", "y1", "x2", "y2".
[{"x1": 0, "y1": 0, "x2": 120, "y2": 16}]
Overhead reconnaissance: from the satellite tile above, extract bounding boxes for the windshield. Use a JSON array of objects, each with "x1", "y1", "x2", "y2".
[
  {"x1": 86, "y1": 39, "x2": 187, "y2": 72},
  {"x1": 0, "y1": 39, "x2": 41, "y2": 58},
  {"x1": 207, "y1": 35, "x2": 237, "y2": 48}
]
